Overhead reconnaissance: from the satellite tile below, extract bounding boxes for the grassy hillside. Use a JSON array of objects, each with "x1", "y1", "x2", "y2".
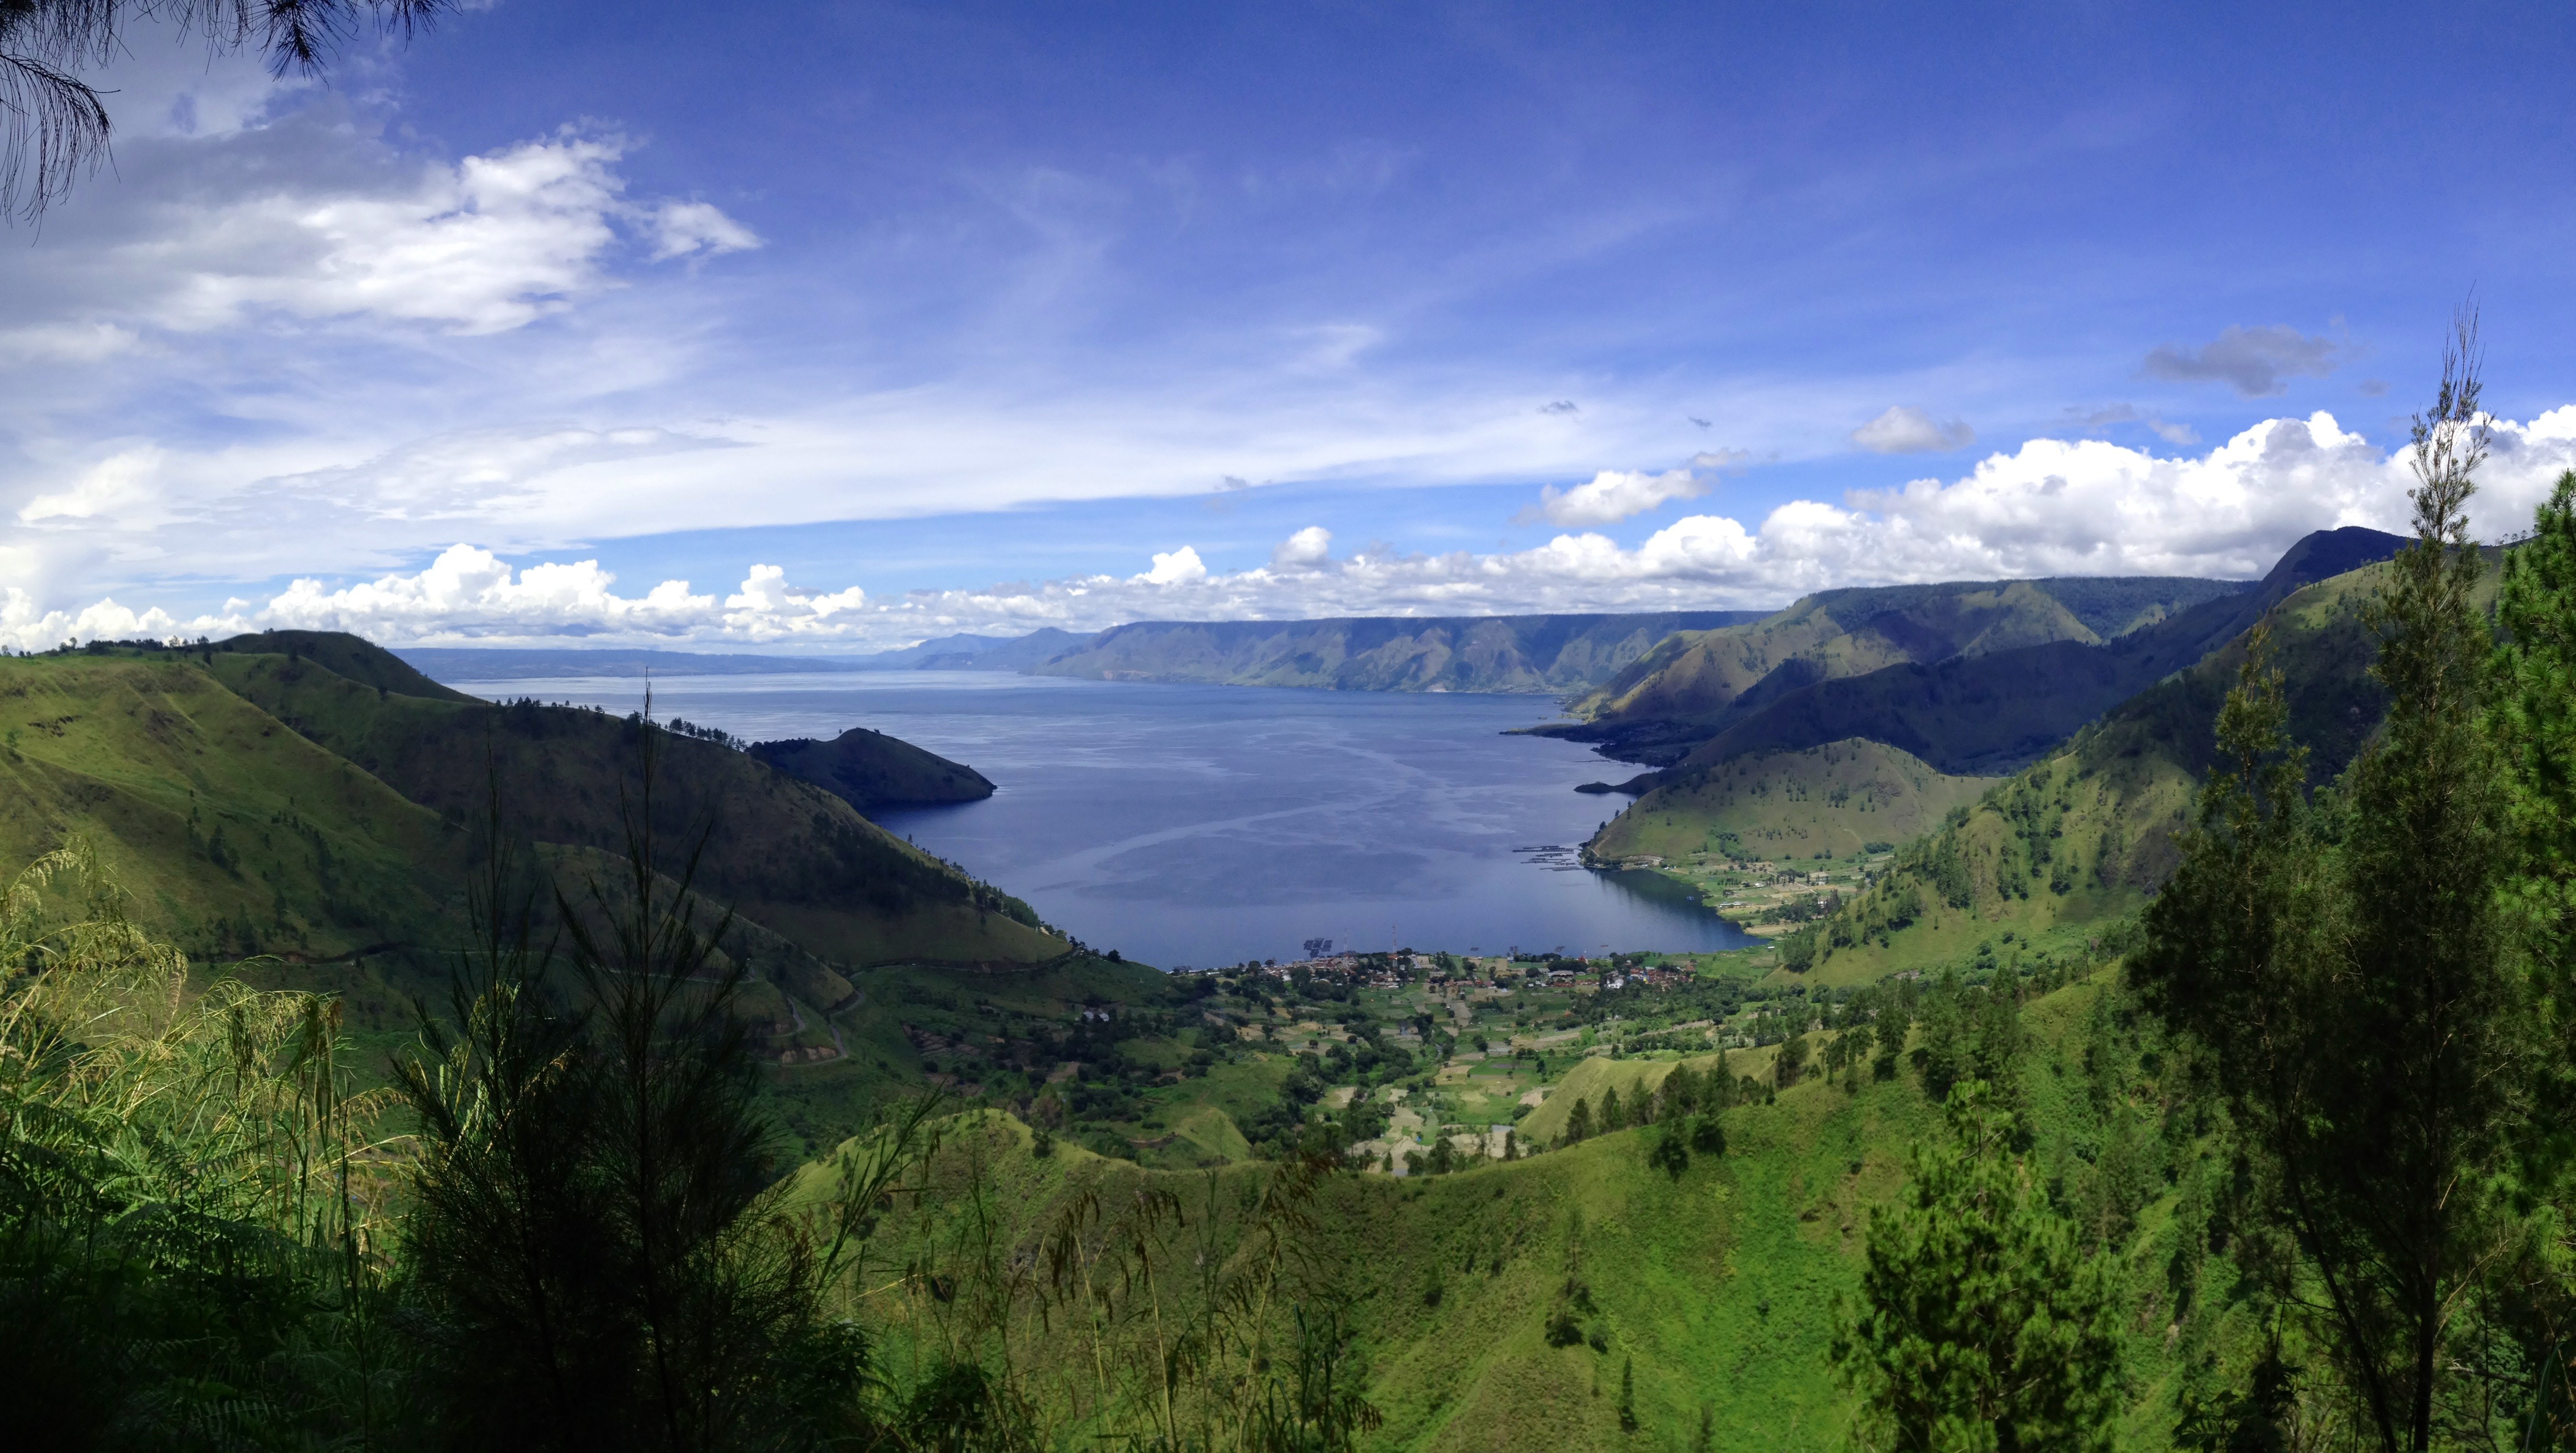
[
  {"x1": 1554, "y1": 529, "x2": 2400, "y2": 772},
  {"x1": 1652, "y1": 526, "x2": 2411, "y2": 777},
  {"x1": 205, "y1": 643, "x2": 1062, "y2": 969},
  {"x1": 838, "y1": 965, "x2": 2262, "y2": 1453},
  {"x1": 749, "y1": 725, "x2": 996, "y2": 812},
  {"x1": 1588, "y1": 739, "x2": 1993, "y2": 864},
  {"x1": 1029, "y1": 611, "x2": 1762, "y2": 693},
  {"x1": 0, "y1": 651, "x2": 468, "y2": 967},
  {"x1": 1777, "y1": 552, "x2": 2419, "y2": 985},
  {"x1": 1563, "y1": 577, "x2": 2240, "y2": 736}
]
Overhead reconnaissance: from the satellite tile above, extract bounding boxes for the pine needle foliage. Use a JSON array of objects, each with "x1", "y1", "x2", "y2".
[
  {"x1": 394, "y1": 720, "x2": 912, "y2": 1452},
  {"x1": 1831, "y1": 1079, "x2": 2123, "y2": 1453},
  {"x1": 2494, "y1": 468, "x2": 2576, "y2": 1153}
]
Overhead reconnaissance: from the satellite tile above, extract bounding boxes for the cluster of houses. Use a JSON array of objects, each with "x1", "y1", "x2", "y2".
[{"x1": 1168, "y1": 951, "x2": 1701, "y2": 997}]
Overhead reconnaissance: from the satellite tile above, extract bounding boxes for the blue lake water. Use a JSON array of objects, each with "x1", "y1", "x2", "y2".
[{"x1": 439, "y1": 672, "x2": 1757, "y2": 969}]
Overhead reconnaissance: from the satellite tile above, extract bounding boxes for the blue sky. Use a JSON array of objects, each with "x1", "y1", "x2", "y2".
[{"x1": 9, "y1": 0, "x2": 2576, "y2": 650}]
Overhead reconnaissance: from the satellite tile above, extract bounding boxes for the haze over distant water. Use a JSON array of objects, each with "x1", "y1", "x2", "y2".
[{"x1": 433, "y1": 670, "x2": 1755, "y2": 968}]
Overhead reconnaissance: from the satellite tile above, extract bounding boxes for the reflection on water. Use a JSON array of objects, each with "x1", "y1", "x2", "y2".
[{"x1": 439, "y1": 671, "x2": 1759, "y2": 969}]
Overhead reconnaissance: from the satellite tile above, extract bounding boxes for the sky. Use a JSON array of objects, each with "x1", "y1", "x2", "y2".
[{"x1": 9, "y1": 0, "x2": 2576, "y2": 653}]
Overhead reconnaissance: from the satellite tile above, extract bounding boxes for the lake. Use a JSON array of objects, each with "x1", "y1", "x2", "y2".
[{"x1": 437, "y1": 671, "x2": 1757, "y2": 969}]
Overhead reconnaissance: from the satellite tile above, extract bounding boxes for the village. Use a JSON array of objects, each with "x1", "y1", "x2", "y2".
[{"x1": 1167, "y1": 939, "x2": 1804, "y2": 1175}]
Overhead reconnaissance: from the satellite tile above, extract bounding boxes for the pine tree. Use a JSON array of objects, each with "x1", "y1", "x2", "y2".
[
  {"x1": 1831, "y1": 1081, "x2": 2122, "y2": 1452},
  {"x1": 2137, "y1": 320, "x2": 2530, "y2": 1452},
  {"x1": 2493, "y1": 466, "x2": 2576, "y2": 1163}
]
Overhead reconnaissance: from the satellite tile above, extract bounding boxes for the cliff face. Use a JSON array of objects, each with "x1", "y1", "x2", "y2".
[{"x1": 1025, "y1": 611, "x2": 1767, "y2": 693}]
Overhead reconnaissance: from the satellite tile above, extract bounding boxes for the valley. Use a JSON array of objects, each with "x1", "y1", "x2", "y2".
[{"x1": 4, "y1": 511, "x2": 2558, "y2": 1451}]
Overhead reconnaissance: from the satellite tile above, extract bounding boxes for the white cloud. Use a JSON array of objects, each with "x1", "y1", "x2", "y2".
[
  {"x1": 4, "y1": 122, "x2": 754, "y2": 339},
  {"x1": 23, "y1": 406, "x2": 2576, "y2": 655},
  {"x1": 1135, "y1": 546, "x2": 1210, "y2": 585},
  {"x1": 1852, "y1": 406, "x2": 1976, "y2": 453},
  {"x1": 20, "y1": 447, "x2": 169, "y2": 524},
  {"x1": 1518, "y1": 465, "x2": 1707, "y2": 526},
  {"x1": 1271, "y1": 526, "x2": 1334, "y2": 569},
  {"x1": 648, "y1": 200, "x2": 763, "y2": 262}
]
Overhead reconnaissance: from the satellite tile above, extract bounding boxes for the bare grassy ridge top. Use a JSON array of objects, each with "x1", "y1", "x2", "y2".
[
  {"x1": 1590, "y1": 738, "x2": 1992, "y2": 863},
  {"x1": 0, "y1": 652, "x2": 469, "y2": 965}
]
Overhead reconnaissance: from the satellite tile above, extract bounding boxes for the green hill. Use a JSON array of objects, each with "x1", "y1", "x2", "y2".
[
  {"x1": 1029, "y1": 611, "x2": 1764, "y2": 693},
  {"x1": 833, "y1": 964, "x2": 2257, "y2": 1452},
  {"x1": 203, "y1": 641, "x2": 1061, "y2": 970},
  {"x1": 1, "y1": 634, "x2": 1066, "y2": 976},
  {"x1": 1587, "y1": 739, "x2": 1993, "y2": 865},
  {"x1": 1550, "y1": 530, "x2": 2400, "y2": 773},
  {"x1": 0, "y1": 651, "x2": 468, "y2": 967},
  {"x1": 1777, "y1": 550, "x2": 2421, "y2": 985},
  {"x1": 1547, "y1": 577, "x2": 2247, "y2": 764},
  {"x1": 748, "y1": 726, "x2": 995, "y2": 812}
]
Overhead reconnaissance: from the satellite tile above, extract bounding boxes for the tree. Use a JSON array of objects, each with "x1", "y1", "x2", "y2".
[
  {"x1": 1563, "y1": 1096, "x2": 1594, "y2": 1146},
  {"x1": 2135, "y1": 319, "x2": 2529, "y2": 1452},
  {"x1": 1687, "y1": 1113, "x2": 1726, "y2": 1156},
  {"x1": 1775, "y1": 1034, "x2": 1809, "y2": 1089},
  {"x1": 1831, "y1": 1081, "x2": 2123, "y2": 1453},
  {"x1": 1647, "y1": 1127, "x2": 1689, "y2": 1180},
  {"x1": 2493, "y1": 466, "x2": 2576, "y2": 1171},
  {"x1": 397, "y1": 725, "x2": 889, "y2": 1450},
  {"x1": 0, "y1": 1, "x2": 452, "y2": 221}
]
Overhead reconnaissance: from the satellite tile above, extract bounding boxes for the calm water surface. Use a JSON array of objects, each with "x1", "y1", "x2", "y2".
[{"x1": 442, "y1": 672, "x2": 1755, "y2": 969}]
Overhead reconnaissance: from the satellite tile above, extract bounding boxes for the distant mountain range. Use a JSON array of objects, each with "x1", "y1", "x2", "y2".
[
  {"x1": 1023, "y1": 612, "x2": 1768, "y2": 693},
  {"x1": 395, "y1": 614, "x2": 1770, "y2": 695}
]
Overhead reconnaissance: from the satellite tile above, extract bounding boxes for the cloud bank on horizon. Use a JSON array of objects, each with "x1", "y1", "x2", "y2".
[{"x1": 17, "y1": 407, "x2": 2576, "y2": 654}]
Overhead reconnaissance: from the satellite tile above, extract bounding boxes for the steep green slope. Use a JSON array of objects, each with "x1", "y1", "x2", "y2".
[
  {"x1": 205, "y1": 644, "x2": 1063, "y2": 969},
  {"x1": 1029, "y1": 611, "x2": 1762, "y2": 693},
  {"x1": 1782, "y1": 553, "x2": 2412, "y2": 984},
  {"x1": 1558, "y1": 530, "x2": 2400, "y2": 774},
  {"x1": 1587, "y1": 740, "x2": 1993, "y2": 864},
  {"x1": 1659, "y1": 526, "x2": 2410, "y2": 776},
  {"x1": 747, "y1": 726, "x2": 995, "y2": 812},
  {"x1": 1547, "y1": 577, "x2": 2246, "y2": 764},
  {"x1": 0, "y1": 653, "x2": 468, "y2": 966},
  {"x1": 842, "y1": 967, "x2": 2259, "y2": 1452}
]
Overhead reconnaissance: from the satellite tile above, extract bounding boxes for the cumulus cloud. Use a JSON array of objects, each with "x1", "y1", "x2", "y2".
[
  {"x1": 1852, "y1": 406, "x2": 1975, "y2": 453},
  {"x1": 1134, "y1": 546, "x2": 1209, "y2": 585},
  {"x1": 24, "y1": 407, "x2": 2576, "y2": 656},
  {"x1": 1518, "y1": 466, "x2": 1703, "y2": 527},
  {"x1": 2140, "y1": 324, "x2": 2349, "y2": 398},
  {"x1": 1271, "y1": 526, "x2": 1334, "y2": 569}
]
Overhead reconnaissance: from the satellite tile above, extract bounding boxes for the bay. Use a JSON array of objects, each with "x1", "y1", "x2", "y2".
[{"x1": 438, "y1": 671, "x2": 1757, "y2": 969}]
